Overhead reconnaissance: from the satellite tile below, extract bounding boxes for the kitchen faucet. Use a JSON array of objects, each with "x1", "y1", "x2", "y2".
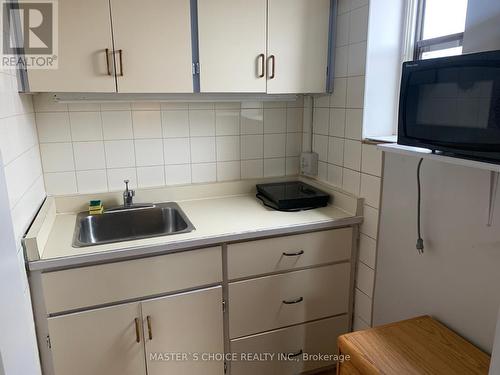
[{"x1": 123, "y1": 179, "x2": 135, "y2": 207}]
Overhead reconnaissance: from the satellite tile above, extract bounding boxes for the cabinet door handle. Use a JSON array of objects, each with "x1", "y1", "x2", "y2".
[
  {"x1": 282, "y1": 250, "x2": 304, "y2": 257},
  {"x1": 134, "y1": 318, "x2": 141, "y2": 343},
  {"x1": 282, "y1": 297, "x2": 304, "y2": 304},
  {"x1": 286, "y1": 349, "x2": 303, "y2": 358},
  {"x1": 105, "y1": 48, "x2": 111, "y2": 76},
  {"x1": 257, "y1": 53, "x2": 265, "y2": 78},
  {"x1": 117, "y1": 49, "x2": 124, "y2": 76},
  {"x1": 146, "y1": 315, "x2": 153, "y2": 340},
  {"x1": 268, "y1": 55, "x2": 275, "y2": 79}
]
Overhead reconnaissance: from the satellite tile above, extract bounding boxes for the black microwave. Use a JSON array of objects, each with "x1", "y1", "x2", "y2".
[{"x1": 398, "y1": 50, "x2": 500, "y2": 163}]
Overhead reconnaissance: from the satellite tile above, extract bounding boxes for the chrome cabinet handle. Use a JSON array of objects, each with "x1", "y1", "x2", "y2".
[
  {"x1": 146, "y1": 315, "x2": 153, "y2": 340},
  {"x1": 105, "y1": 48, "x2": 111, "y2": 76},
  {"x1": 282, "y1": 297, "x2": 304, "y2": 305},
  {"x1": 257, "y1": 53, "x2": 265, "y2": 78},
  {"x1": 286, "y1": 349, "x2": 303, "y2": 358},
  {"x1": 283, "y1": 250, "x2": 304, "y2": 257},
  {"x1": 268, "y1": 55, "x2": 275, "y2": 79},
  {"x1": 134, "y1": 318, "x2": 141, "y2": 343},
  {"x1": 117, "y1": 49, "x2": 124, "y2": 76}
]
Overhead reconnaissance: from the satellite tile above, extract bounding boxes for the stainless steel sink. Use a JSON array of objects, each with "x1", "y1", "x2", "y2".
[{"x1": 72, "y1": 202, "x2": 195, "y2": 247}]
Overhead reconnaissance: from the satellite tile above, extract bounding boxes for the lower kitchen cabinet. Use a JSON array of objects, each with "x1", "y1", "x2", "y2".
[
  {"x1": 48, "y1": 302, "x2": 146, "y2": 375},
  {"x1": 142, "y1": 286, "x2": 225, "y2": 375},
  {"x1": 47, "y1": 286, "x2": 224, "y2": 375},
  {"x1": 230, "y1": 315, "x2": 348, "y2": 375}
]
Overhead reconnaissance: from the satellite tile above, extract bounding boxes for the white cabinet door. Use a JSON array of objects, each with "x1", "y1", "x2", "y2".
[
  {"x1": 110, "y1": 0, "x2": 193, "y2": 93},
  {"x1": 48, "y1": 303, "x2": 146, "y2": 375},
  {"x1": 198, "y1": 0, "x2": 267, "y2": 92},
  {"x1": 267, "y1": 0, "x2": 330, "y2": 93},
  {"x1": 142, "y1": 286, "x2": 225, "y2": 375},
  {"x1": 27, "y1": 0, "x2": 116, "y2": 92}
]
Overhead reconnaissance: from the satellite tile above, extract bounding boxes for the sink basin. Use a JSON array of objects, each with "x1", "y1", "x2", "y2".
[{"x1": 72, "y1": 202, "x2": 195, "y2": 247}]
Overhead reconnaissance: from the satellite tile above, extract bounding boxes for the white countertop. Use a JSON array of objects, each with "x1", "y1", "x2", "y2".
[{"x1": 29, "y1": 194, "x2": 361, "y2": 271}]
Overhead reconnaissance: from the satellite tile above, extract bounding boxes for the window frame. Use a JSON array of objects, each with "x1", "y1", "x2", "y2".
[{"x1": 412, "y1": 0, "x2": 465, "y2": 60}]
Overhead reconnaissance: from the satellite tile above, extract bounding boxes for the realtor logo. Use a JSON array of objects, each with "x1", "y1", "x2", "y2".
[{"x1": 2, "y1": 0, "x2": 58, "y2": 69}]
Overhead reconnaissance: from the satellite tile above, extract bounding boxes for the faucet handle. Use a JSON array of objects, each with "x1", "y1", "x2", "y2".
[{"x1": 124, "y1": 179, "x2": 130, "y2": 189}]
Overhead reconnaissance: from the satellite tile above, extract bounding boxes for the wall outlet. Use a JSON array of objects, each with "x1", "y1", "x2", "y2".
[{"x1": 300, "y1": 152, "x2": 319, "y2": 176}]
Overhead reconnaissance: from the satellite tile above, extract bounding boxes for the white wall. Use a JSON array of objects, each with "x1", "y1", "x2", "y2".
[
  {"x1": 463, "y1": 0, "x2": 500, "y2": 54},
  {"x1": 374, "y1": 154, "x2": 500, "y2": 352},
  {"x1": 34, "y1": 94, "x2": 304, "y2": 195},
  {"x1": 491, "y1": 310, "x2": 500, "y2": 374},
  {"x1": 0, "y1": 68, "x2": 45, "y2": 373}
]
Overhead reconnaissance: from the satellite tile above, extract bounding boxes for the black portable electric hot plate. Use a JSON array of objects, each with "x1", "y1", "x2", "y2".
[{"x1": 256, "y1": 181, "x2": 330, "y2": 212}]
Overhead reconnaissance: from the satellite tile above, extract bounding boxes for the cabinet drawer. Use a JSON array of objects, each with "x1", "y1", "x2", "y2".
[
  {"x1": 230, "y1": 315, "x2": 349, "y2": 375},
  {"x1": 227, "y1": 228, "x2": 352, "y2": 280},
  {"x1": 42, "y1": 247, "x2": 222, "y2": 313},
  {"x1": 229, "y1": 263, "x2": 350, "y2": 338}
]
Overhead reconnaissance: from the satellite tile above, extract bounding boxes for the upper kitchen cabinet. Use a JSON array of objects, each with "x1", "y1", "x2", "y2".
[
  {"x1": 24, "y1": 0, "x2": 333, "y2": 93},
  {"x1": 27, "y1": 0, "x2": 116, "y2": 92},
  {"x1": 110, "y1": 0, "x2": 193, "y2": 93},
  {"x1": 267, "y1": 0, "x2": 331, "y2": 94},
  {"x1": 198, "y1": 0, "x2": 267, "y2": 93}
]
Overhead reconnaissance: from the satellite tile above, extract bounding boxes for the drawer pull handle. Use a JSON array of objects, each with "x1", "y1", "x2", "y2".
[
  {"x1": 134, "y1": 318, "x2": 141, "y2": 343},
  {"x1": 282, "y1": 297, "x2": 304, "y2": 305},
  {"x1": 282, "y1": 250, "x2": 304, "y2": 257},
  {"x1": 147, "y1": 315, "x2": 153, "y2": 340},
  {"x1": 286, "y1": 349, "x2": 303, "y2": 358}
]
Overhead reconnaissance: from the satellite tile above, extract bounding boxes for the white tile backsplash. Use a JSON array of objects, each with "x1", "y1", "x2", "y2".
[
  {"x1": 101, "y1": 111, "x2": 133, "y2": 140},
  {"x1": 241, "y1": 109, "x2": 264, "y2": 134},
  {"x1": 347, "y1": 75, "x2": 365, "y2": 108},
  {"x1": 329, "y1": 108, "x2": 346, "y2": 137},
  {"x1": 342, "y1": 168, "x2": 361, "y2": 195},
  {"x1": 216, "y1": 136, "x2": 240, "y2": 162},
  {"x1": 216, "y1": 109, "x2": 240, "y2": 136},
  {"x1": 36, "y1": 112, "x2": 71, "y2": 142},
  {"x1": 264, "y1": 134, "x2": 286, "y2": 158},
  {"x1": 359, "y1": 234, "x2": 377, "y2": 269},
  {"x1": 137, "y1": 166, "x2": 165, "y2": 188},
  {"x1": 360, "y1": 173, "x2": 381, "y2": 208},
  {"x1": 69, "y1": 112, "x2": 102, "y2": 141},
  {"x1": 44, "y1": 172, "x2": 77, "y2": 195},
  {"x1": 164, "y1": 138, "x2": 191, "y2": 165},
  {"x1": 73, "y1": 141, "x2": 106, "y2": 170},
  {"x1": 356, "y1": 261, "x2": 375, "y2": 297},
  {"x1": 132, "y1": 111, "x2": 162, "y2": 139},
  {"x1": 328, "y1": 137, "x2": 344, "y2": 166},
  {"x1": 344, "y1": 139, "x2": 362, "y2": 170},
  {"x1": 217, "y1": 161, "x2": 240, "y2": 181},
  {"x1": 264, "y1": 158, "x2": 286, "y2": 177},
  {"x1": 192, "y1": 163, "x2": 217, "y2": 183},
  {"x1": 104, "y1": 140, "x2": 135, "y2": 168},
  {"x1": 264, "y1": 108, "x2": 286, "y2": 133},
  {"x1": 189, "y1": 109, "x2": 216, "y2": 136},
  {"x1": 162, "y1": 110, "x2": 190, "y2": 138},
  {"x1": 36, "y1": 96, "x2": 303, "y2": 195},
  {"x1": 40, "y1": 143, "x2": 75, "y2": 172},
  {"x1": 241, "y1": 134, "x2": 264, "y2": 160},
  {"x1": 76, "y1": 169, "x2": 108, "y2": 194},
  {"x1": 349, "y1": 5, "x2": 369, "y2": 44},
  {"x1": 308, "y1": 1, "x2": 374, "y2": 327},
  {"x1": 191, "y1": 137, "x2": 216, "y2": 163},
  {"x1": 241, "y1": 159, "x2": 263, "y2": 179},
  {"x1": 135, "y1": 139, "x2": 164, "y2": 166},
  {"x1": 107, "y1": 168, "x2": 137, "y2": 191},
  {"x1": 165, "y1": 164, "x2": 191, "y2": 185}
]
